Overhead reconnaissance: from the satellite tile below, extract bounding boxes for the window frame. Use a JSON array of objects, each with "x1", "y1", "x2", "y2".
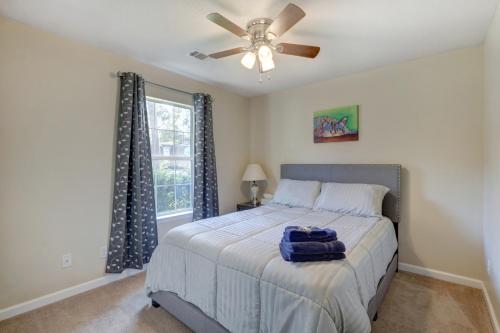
[{"x1": 146, "y1": 96, "x2": 194, "y2": 221}]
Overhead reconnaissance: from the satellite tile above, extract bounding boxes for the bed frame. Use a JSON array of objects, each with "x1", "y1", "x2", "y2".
[{"x1": 150, "y1": 164, "x2": 401, "y2": 332}]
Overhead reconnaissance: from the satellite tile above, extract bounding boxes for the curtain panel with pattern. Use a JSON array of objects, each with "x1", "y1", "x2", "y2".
[
  {"x1": 106, "y1": 72, "x2": 158, "y2": 273},
  {"x1": 193, "y1": 93, "x2": 219, "y2": 220}
]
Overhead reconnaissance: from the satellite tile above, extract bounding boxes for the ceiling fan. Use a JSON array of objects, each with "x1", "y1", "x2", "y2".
[{"x1": 193, "y1": 3, "x2": 320, "y2": 82}]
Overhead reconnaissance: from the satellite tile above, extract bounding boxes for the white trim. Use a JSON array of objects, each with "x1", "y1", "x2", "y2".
[
  {"x1": 482, "y1": 283, "x2": 500, "y2": 333},
  {"x1": 399, "y1": 262, "x2": 483, "y2": 288},
  {"x1": 151, "y1": 155, "x2": 192, "y2": 161},
  {"x1": 400, "y1": 262, "x2": 499, "y2": 332},
  {"x1": 146, "y1": 96, "x2": 192, "y2": 108},
  {"x1": 0, "y1": 266, "x2": 146, "y2": 322},
  {"x1": 157, "y1": 211, "x2": 192, "y2": 224}
]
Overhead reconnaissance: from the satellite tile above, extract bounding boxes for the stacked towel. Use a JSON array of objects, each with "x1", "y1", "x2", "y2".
[
  {"x1": 283, "y1": 226, "x2": 337, "y2": 242},
  {"x1": 280, "y1": 239, "x2": 346, "y2": 254},
  {"x1": 280, "y1": 226, "x2": 346, "y2": 262}
]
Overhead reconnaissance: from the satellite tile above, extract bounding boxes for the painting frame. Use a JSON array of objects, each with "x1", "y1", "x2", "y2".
[{"x1": 313, "y1": 105, "x2": 359, "y2": 143}]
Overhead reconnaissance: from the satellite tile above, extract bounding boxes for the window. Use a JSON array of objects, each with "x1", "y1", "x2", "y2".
[{"x1": 146, "y1": 97, "x2": 193, "y2": 217}]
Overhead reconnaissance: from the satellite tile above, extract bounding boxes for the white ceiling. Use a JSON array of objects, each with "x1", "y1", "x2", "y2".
[{"x1": 0, "y1": 0, "x2": 497, "y2": 96}]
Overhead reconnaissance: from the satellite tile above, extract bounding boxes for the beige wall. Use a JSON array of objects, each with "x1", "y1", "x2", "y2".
[
  {"x1": 483, "y1": 3, "x2": 500, "y2": 322},
  {"x1": 0, "y1": 16, "x2": 249, "y2": 309},
  {"x1": 250, "y1": 47, "x2": 486, "y2": 279}
]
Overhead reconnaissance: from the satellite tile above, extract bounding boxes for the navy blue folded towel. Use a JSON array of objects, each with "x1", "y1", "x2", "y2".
[
  {"x1": 279, "y1": 242, "x2": 346, "y2": 262},
  {"x1": 280, "y1": 239, "x2": 346, "y2": 255},
  {"x1": 283, "y1": 226, "x2": 337, "y2": 242},
  {"x1": 280, "y1": 226, "x2": 345, "y2": 262}
]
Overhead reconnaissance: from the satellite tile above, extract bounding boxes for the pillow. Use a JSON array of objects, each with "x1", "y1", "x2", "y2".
[
  {"x1": 272, "y1": 179, "x2": 321, "y2": 208},
  {"x1": 313, "y1": 182, "x2": 390, "y2": 217}
]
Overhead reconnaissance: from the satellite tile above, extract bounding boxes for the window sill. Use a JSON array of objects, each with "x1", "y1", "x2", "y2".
[{"x1": 157, "y1": 211, "x2": 193, "y2": 224}]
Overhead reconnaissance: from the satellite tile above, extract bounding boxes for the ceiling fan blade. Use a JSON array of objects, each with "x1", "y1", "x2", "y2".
[
  {"x1": 207, "y1": 13, "x2": 249, "y2": 39},
  {"x1": 209, "y1": 47, "x2": 246, "y2": 59},
  {"x1": 276, "y1": 43, "x2": 320, "y2": 58},
  {"x1": 266, "y1": 3, "x2": 305, "y2": 38}
]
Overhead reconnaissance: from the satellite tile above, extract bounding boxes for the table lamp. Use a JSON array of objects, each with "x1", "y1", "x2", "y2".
[{"x1": 242, "y1": 163, "x2": 267, "y2": 206}]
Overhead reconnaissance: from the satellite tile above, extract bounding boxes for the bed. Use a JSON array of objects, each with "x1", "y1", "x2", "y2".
[{"x1": 146, "y1": 164, "x2": 401, "y2": 333}]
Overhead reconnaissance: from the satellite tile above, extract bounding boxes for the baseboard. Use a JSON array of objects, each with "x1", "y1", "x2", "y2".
[
  {"x1": 482, "y1": 284, "x2": 500, "y2": 333},
  {"x1": 399, "y1": 262, "x2": 499, "y2": 332},
  {"x1": 399, "y1": 262, "x2": 483, "y2": 289},
  {"x1": 0, "y1": 266, "x2": 146, "y2": 322}
]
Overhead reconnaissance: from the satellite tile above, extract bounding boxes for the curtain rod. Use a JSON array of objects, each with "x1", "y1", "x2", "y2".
[{"x1": 116, "y1": 71, "x2": 194, "y2": 96}]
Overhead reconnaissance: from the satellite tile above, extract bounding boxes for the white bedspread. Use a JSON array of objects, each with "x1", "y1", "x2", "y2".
[{"x1": 145, "y1": 204, "x2": 397, "y2": 333}]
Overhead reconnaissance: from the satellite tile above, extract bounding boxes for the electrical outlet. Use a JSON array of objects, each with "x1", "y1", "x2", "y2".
[
  {"x1": 100, "y1": 246, "x2": 107, "y2": 258},
  {"x1": 62, "y1": 253, "x2": 72, "y2": 268}
]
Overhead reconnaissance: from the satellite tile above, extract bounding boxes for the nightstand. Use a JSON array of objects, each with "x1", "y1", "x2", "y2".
[{"x1": 237, "y1": 201, "x2": 261, "y2": 211}]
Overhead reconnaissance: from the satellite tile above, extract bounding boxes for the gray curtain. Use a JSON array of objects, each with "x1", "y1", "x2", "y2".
[
  {"x1": 106, "y1": 72, "x2": 158, "y2": 273},
  {"x1": 193, "y1": 93, "x2": 219, "y2": 221}
]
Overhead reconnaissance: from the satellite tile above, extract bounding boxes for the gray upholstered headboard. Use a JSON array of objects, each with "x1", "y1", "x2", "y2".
[{"x1": 281, "y1": 164, "x2": 401, "y2": 224}]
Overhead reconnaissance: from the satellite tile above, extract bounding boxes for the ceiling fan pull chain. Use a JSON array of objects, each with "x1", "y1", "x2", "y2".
[{"x1": 259, "y1": 72, "x2": 263, "y2": 83}]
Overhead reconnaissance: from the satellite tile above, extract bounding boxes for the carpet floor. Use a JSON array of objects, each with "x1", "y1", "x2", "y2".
[{"x1": 0, "y1": 271, "x2": 493, "y2": 333}]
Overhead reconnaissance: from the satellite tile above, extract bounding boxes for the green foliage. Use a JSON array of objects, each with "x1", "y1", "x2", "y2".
[
  {"x1": 156, "y1": 186, "x2": 175, "y2": 213},
  {"x1": 154, "y1": 161, "x2": 192, "y2": 214}
]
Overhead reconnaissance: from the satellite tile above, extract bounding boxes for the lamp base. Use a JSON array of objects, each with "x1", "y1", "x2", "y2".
[{"x1": 250, "y1": 181, "x2": 259, "y2": 206}]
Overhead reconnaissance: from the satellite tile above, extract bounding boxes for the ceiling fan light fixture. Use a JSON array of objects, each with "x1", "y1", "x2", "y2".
[
  {"x1": 241, "y1": 51, "x2": 256, "y2": 69},
  {"x1": 259, "y1": 57, "x2": 275, "y2": 73},
  {"x1": 257, "y1": 45, "x2": 273, "y2": 62}
]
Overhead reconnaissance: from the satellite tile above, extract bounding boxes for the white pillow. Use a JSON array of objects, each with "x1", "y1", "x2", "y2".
[
  {"x1": 313, "y1": 182, "x2": 390, "y2": 217},
  {"x1": 272, "y1": 179, "x2": 321, "y2": 208}
]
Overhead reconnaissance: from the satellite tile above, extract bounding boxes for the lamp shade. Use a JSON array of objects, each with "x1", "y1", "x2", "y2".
[{"x1": 242, "y1": 163, "x2": 267, "y2": 181}]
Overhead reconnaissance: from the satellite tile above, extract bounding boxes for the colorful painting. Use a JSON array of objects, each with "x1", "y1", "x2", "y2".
[{"x1": 313, "y1": 105, "x2": 359, "y2": 143}]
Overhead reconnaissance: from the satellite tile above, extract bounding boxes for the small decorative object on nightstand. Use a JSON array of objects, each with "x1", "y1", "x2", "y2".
[
  {"x1": 237, "y1": 201, "x2": 261, "y2": 211},
  {"x1": 242, "y1": 163, "x2": 267, "y2": 206}
]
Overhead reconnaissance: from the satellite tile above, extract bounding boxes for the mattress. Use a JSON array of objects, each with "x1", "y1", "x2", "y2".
[{"x1": 145, "y1": 204, "x2": 398, "y2": 333}]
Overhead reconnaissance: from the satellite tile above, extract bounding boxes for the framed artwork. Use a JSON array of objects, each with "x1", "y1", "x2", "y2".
[{"x1": 313, "y1": 105, "x2": 359, "y2": 143}]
